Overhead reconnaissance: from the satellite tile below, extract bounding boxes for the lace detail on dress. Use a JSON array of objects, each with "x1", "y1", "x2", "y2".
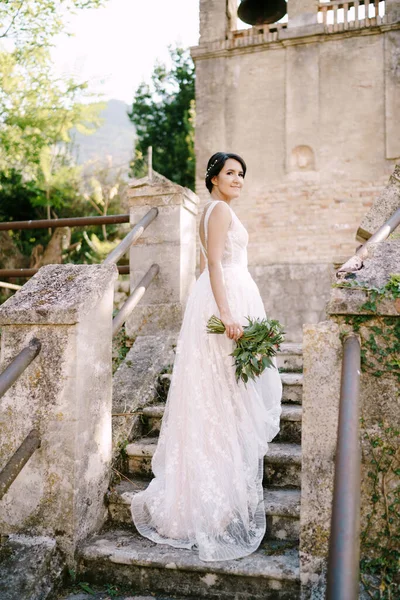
[
  {"x1": 199, "y1": 200, "x2": 249, "y2": 269},
  {"x1": 131, "y1": 197, "x2": 283, "y2": 562}
]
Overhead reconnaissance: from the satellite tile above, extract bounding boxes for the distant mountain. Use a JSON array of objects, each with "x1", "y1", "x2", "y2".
[{"x1": 72, "y1": 99, "x2": 136, "y2": 174}]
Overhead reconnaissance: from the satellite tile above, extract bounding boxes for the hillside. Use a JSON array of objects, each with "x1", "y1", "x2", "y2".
[{"x1": 72, "y1": 99, "x2": 136, "y2": 173}]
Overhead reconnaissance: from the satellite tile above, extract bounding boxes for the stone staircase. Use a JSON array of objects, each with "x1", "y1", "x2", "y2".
[{"x1": 76, "y1": 343, "x2": 303, "y2": 599}]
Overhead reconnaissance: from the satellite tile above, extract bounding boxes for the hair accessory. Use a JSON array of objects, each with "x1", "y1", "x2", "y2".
[{"x1": 205, "y1": 158, "x2": 219, "y2": 178}]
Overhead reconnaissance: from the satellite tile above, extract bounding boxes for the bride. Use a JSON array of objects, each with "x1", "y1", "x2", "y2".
[{"x1": 131, "y1": 151, "x2": 283, "y2": 562}]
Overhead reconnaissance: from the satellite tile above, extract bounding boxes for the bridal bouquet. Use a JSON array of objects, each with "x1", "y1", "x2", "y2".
[{"x1": 206, "y1": 315, "x2": 285, "y2": 385}]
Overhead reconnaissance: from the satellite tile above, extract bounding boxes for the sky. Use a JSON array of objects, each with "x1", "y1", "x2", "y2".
[{"x1": 51, "y1": 0, "x2": 201, "y2": 105}]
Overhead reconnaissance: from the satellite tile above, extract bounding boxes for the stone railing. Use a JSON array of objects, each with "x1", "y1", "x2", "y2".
[
  {"x1": 0, "y1": 173, "x2": 199, "y2": 563},
  {"x1": 318, "y1": 0, "x2": 386, "y2": 27}
]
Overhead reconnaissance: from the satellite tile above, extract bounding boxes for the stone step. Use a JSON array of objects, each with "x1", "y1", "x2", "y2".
[
  {"x1": 280, "y1": 373, "x2": 303, "y2": 404},
  {"x1": 150, "y1": 372, "x2": 303, "y2": 408},
  {"x1": 141, "y1": 403, "x2": 302, "y2": 444},
  {"x1": 276, "y1": 343, "x2": 303, "y2": 372},
  {"x1": 125, "y1": 439, "x2": 302, "y2": 489},
  {"x1": 77, "y1": 529, "x2": 300, "y2": 599},
  {"x1": 263, "y1": 443, "x2": 302, "y2": 489},
  {"x1": 107, "y1": 481, "x2": 300, "y2": 542}
]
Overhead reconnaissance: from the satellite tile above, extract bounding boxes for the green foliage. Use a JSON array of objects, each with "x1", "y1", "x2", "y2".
[
  {"x1": 335, "y1": 274, "x2": 400, "y2": 314},
  {"x1": 360, "y1": 420, "x2": 400, "y2": 599},
  {"x1": 129, "y1": 46, "x2": 195, "y2": 189},
  {"x1": 207, "y1": 315, "x2": 285, "y2": 385}
]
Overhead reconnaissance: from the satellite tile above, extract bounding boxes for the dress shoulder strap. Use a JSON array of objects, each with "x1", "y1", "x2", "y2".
[{"x1": 200, "y1": 200, "x2": 232, "y2": 259}]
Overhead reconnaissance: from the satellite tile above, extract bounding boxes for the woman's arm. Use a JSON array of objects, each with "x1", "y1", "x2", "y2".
[{"x1": 207, "y1": 202, "x2": 243, "y2": 340}]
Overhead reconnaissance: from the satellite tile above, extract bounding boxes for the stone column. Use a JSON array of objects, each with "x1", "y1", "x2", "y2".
[
  {"x1": 386, "y1": 0, "x2": 400, "y2": 23},
  {"x1": 200, "y1": 0, "x2": 229, "y2": 43},
  {"x1": 287, "y1": 0, "x2": 319, "y2": 28},
  {"x1": 0, "y1": 263, "x2": 118, "y2": 561},
  {"x1": 125, "y1": 176, "x2": 199, "y2": 337}
]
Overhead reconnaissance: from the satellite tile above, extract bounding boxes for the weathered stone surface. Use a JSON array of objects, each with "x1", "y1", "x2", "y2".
[
  {"x1": 328, "y1": 241, "x2": 400, "y2": 316},
  {"x1": 0, "y1": 264, "x2": 118, "y2": 325},
  {"x1": 276, "y1": 344, "x2": 303, "y2": 371},
  {"x1": 252, "y1": 264, "x2": 333, "y2": 343},
  {"x1": 0, "y1": 534, "x2": 63, "y2": 600},
  {"x1": 281, "y1": 374, "x2": 303, "y2": 404},
  {"x1": 0, "y1": 264, "x2": 117, "y2": 560},
  {"x1": 357, "y1": 165, "x2": 400, "y2": 241},
  {"x1": 299, "y1": 321, "x2": 342, "y2": 599},
  {"x1": 77, "y1": 529, "x2": 300, "y2": 599},
  {"x1": 112, "y1": 333, "x2": 177, "y2": 460},
  {"x1": 126, "y1": 181, "x2": 199, "y2": 338}
]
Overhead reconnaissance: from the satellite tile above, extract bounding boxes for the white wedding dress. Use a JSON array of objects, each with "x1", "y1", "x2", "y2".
[{"x1": 131, "y1": 199, "x2": 283, "y2": 561}]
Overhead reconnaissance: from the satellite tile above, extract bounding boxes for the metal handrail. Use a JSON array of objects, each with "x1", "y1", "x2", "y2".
[
  {"x1": 112, "y1": 264, "x2": 160, "y2": 335},
  {"x1": 337, "y1": 206, "x2": 400, "y2": 276},
  {"x1": 0, "y1": 429, "x2": 41, "y2": 500},
  {"x1": 0, "y1": 338, "x2": 42, "y2": 399},
  {"x1": 0, "y1": 214, "x2": 130, "y2": 231},
  {"x1": 0, "y1": 265, "x2": 130, "y2": 278},
  {"x1": 326, "y1": 335, "x2": 361, "y2": 600},
  {"x1": 103, "y1": 207, "x2": 159, "y2": 266}
]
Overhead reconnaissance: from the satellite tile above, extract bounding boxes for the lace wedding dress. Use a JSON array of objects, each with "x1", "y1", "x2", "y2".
[{"x1": 131, "y1": 199, "x2": 283, "y2": 561}]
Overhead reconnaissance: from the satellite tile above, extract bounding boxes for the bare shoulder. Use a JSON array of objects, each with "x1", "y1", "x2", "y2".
[{"x1": 209, "y1": 201, "x2": 232, "y2": 224}]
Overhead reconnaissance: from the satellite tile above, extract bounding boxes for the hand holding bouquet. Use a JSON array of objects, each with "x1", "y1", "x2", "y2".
[{"x1": 206, "y1": 315, "x2": 285, "y2": 385}]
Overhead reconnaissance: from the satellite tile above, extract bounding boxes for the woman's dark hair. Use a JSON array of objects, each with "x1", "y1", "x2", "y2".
[{"x1": 205, "y1": 152, "x2": 247, "y2": 193}]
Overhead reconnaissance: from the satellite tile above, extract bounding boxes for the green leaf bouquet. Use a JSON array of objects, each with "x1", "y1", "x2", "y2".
[{"x1": 206, "y1": 315, "x2": 285, "y2": 385}]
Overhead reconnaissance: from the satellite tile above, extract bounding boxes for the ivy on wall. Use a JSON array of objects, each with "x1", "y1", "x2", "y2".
[{"x1": 334, "y1": 274, "x2": 400, "y2": 598}]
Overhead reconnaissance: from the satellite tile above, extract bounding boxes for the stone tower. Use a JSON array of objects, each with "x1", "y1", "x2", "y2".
[{"x1": 191, "y1": 0, "x2": 400, "y2": 340}]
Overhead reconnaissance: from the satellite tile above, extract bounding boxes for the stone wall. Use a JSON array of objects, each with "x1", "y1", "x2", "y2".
[
  {"x1": 0, "y1": 264, "x2": 117, "y2": 561},
  {"x1": 300, "y1": 241, "x2": 400, "y2": 598}
]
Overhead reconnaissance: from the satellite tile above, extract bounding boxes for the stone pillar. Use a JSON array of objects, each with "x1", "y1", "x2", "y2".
[
  {"x1": 288, "y1": 0, "x2": 319, "y2": 28},
  {"x1": 300, "y1": 321, "x2": 342, "y2": 599},
  {"x1": 300, "y1": 240, "x2": 400, "y2": 598},
  {"x1": 125, "y1": 176, "x2": 199, "y2": 337},
  {"x1": 386, "y1": 0, "x2": 400, "y2": 23},
  {"x1": 200, "y1": 0, "x2": 229, "y2": 43},
  {"x1": 0, "y1": 263, "x2": 118, "y2": 561}
]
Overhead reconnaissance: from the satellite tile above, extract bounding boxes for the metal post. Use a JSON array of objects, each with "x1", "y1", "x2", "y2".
[
  {"x1": 0, "y1": 429, "x2": 41, "y2": 499},
  {"x1": 0, "y1": 338, "x2": 42, "y2": 399},
  {"x1": 112, "y1": 264, "x2": 159, "y2": 336},
  {"x1": 326, "y1": 334, "x2": 361, "y2": 600}
]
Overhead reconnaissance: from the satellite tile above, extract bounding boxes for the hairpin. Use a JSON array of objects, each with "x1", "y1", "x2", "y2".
[{"x1": 205, "y1": 158, "x2": 219, "y2": 178}]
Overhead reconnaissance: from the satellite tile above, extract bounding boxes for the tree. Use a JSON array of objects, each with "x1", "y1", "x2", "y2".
[{"x1": 128, "y1": 46, "x2": 195, "y2": 190}]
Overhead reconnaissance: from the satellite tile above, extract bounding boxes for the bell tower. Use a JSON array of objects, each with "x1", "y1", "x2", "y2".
[{"x1": 192, "y1": 0, "x2": 400, "y2": 341}]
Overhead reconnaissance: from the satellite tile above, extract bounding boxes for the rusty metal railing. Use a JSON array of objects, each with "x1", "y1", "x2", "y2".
[
  {"x1": 337, "y1": 206, "x2": 400, "y2": 277},
  {"x1": 0, "y1": 340, "x2": 42, "y2": 499},
  {"x1": 326, "y1": 335, "x2": 361, "y2": 600},
  {"x1": 0, "y1": 338, "x2": 42, "y2": 399},
  {"x1": 0, "y1": 429, "x2": 41, "y2": 500},
  {"x1": 112, "y1": 264, "x2": 159, "y2": 335},
  {"x1": 0, "y1": 214, "x2": 130, "y2": 231},
  {"x1": 0, "y1": 265, "x2": 130, "y2": 278},
  {"x1": 103, "y1": 207, "x2": 158, "y2": 265},
  {"x1": 102, "y1": 207, "x2": 160, "y2": 335}
]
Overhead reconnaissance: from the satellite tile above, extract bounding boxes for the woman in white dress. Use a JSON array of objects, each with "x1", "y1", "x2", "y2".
[{"x1": 131, "y1": 152, "x2": 283, "y2": 562}]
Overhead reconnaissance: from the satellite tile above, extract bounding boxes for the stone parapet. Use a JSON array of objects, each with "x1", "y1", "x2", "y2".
[
  {"x1": 0, "y1": 263, "x2": 118, "y2": 561},
  {"x1": 300, "y1": 240, "x2": 400, "y2": 598},
  {"x1": 125, "y1": 176, "x2": 199, "y2": 337}
]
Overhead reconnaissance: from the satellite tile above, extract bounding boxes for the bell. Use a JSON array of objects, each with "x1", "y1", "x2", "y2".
[{"x1": 237, "y1": 0, "x2": 287, "y2": 25}]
